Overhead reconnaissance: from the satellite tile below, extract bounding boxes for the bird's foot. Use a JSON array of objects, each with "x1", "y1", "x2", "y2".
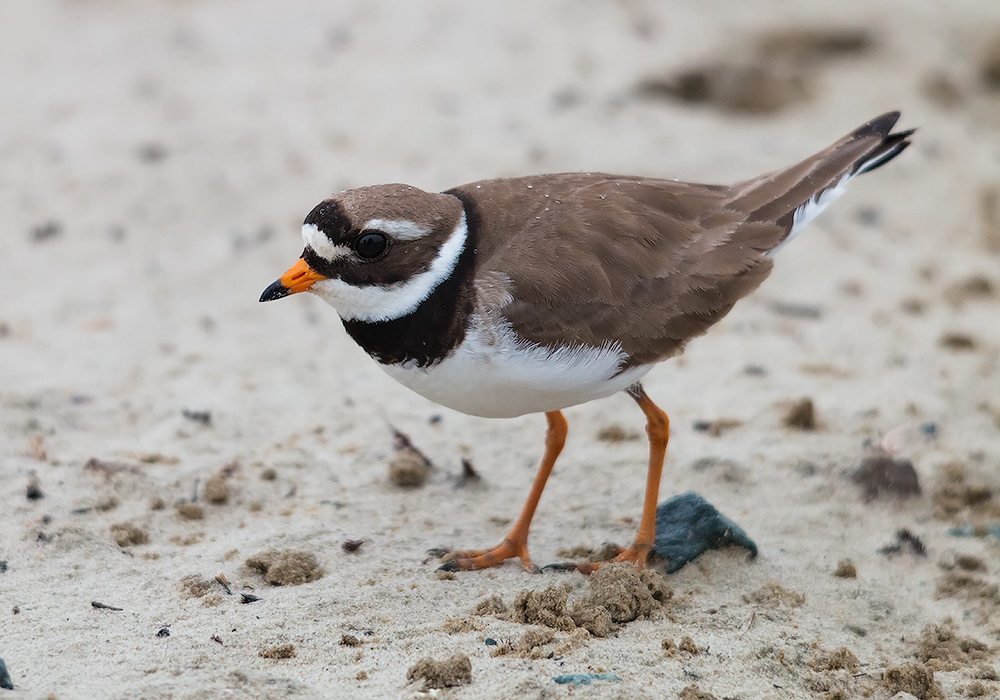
[
  {"x1": 576, "y1": 543, "x2": 652, "y2": 574},
  {"x1": 434, "y1": 537, "x2": 537, "y2": 572},
  {"x1": 545, "y1": 543, "x2": 652, "y2": 575}
]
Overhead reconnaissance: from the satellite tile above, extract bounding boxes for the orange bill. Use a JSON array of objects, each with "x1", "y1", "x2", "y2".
[{"x1": 259, "y1": 258, "x2": 327, "y2": 302}]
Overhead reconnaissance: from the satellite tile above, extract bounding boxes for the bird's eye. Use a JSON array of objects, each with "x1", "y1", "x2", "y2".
[{"x1": 354, "y1": 231, "x2": 388, "y2": 259}]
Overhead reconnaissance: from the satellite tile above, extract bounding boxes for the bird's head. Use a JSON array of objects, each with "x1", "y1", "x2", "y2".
[{"x1": 260, "y1": 184, "x2": 467, "y2": 323}]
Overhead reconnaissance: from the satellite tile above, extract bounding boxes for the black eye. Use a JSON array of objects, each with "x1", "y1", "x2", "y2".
[{"x1": 354, "y1": 231, "x2": 388, "y2": 259}]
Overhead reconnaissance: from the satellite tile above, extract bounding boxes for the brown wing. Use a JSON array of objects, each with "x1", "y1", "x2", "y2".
[{"x1": 448, "y1": 112, "x2": 912, "y2": 367}]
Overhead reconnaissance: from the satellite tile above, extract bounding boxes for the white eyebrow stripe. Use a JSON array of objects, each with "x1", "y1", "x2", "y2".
[
  {"x1": 301, "y1": 223, "x2": 350, "y2": 261},
  {"x1": 363, "y1": 219, "x2": 430, "y2": 241}
]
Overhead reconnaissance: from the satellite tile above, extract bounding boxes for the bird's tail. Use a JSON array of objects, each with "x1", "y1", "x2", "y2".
[{"x1": 726, "y1": 111, "x2": 915, "y2": 256}]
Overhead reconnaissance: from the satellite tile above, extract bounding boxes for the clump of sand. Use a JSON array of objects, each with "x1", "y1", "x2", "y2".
[
  {"x1": 406, "y1": 653, "x2": 472, "y2": 689},
  {"x1": 481, "y1": 563, "x2": 672, "y2": 638},
  {"x1": 246, "y1": 549, "x2": 324, "y2": 586}
]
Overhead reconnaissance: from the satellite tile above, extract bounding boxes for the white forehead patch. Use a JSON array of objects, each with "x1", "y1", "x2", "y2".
[
  {"x1": 302, "y1": 223, "x2": 349, "y2": 261},
  {"x1": 363, "y1": 219, "x2": 429, "y2": 241},
  {"x1": 310, "y1": 212, "x2": 467, "y2": 323}
]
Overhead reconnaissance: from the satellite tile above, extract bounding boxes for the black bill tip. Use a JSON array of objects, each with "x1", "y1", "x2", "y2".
[{"x1": 260, "y1": 279, "x2": 290, "y2": 302}]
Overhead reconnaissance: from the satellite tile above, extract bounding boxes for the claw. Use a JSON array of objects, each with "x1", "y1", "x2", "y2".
[{"x1": 539, "y1": 562, "x2": 580, "y2": 572}]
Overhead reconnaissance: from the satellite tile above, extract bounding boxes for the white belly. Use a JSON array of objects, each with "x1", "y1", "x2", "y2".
[{"x1": 378, "y1": 317, "x2": 652, "y2": 418}]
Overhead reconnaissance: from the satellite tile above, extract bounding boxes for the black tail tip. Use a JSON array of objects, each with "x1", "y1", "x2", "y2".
[
  {"x1": 852, "y1": 111, "x2": 916, "y2": 175},
  {"x1": 853, "y1": 111, "x2": 902, "y2": 139}
]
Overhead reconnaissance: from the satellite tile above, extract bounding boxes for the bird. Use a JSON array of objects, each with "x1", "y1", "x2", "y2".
[{"x1": 260, "y1": 112, "x2": 913, "y2": 573}]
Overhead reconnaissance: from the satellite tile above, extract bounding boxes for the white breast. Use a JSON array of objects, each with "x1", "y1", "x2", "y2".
[{"x1": 377, "y1": 315, "x2": 652, "y2": 418}]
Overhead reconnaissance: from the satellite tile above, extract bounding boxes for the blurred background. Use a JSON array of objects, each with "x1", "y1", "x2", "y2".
[{"x1": 2, "y1": 1, "x2": 998, "y2": 403}]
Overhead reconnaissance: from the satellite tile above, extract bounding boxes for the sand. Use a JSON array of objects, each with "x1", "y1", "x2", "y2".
[{"x1": 2, "y1": 1, "x2": 1000, "y2": 698}]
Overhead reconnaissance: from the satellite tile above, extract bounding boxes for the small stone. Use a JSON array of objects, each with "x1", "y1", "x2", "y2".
[
  {"x1": 783, "y1": 398, "x2": 816, "y2": 430},
  {"x1": 25, "y1": 475, "x2": 43, "y2": 501},
  {"x1": 340, "y1": 634, "x2": 362, "y2": 647},
  {"x1": 939, "y1": 333, "x2": 977, "y2": 351},
  {"x1": 30, "y1": 220, "x2": 63, "y2": 243},
  {"x1": 261, "y1": 467, "x2": 278, "y2": 481},
  {"x1": 955, "y1": 554, "x2": 986, "y2": 571},
  {"x1": 596, "y1": 424, "x2": 639, "y2": 442},
  {"x1": 110, "y1": 522, "x2": 149, "y2": 547},
  {"x1": 204, "y1": 473, "x2": 229, "y2": 504},
  {"x1": 833, "y1": 559, "x2": 858, "y2": 578},
  {"x1": 175, "y1": 503, "x2": 204, "y2": 520},
  {"x1": 388, "y1": 428, "x2": 432, "y2": 488},
  {"x1": 259, "y1": 643, "x2": 296, "y2": 659},
  {"x1": 980, "y1": 35, "x2": 1000, "y2": 90},
  {"x1": 95, "y1": 495, "x2": 119, "y2": 512},
  {"x1": 181, "y1": 408, "x2": 211, "y2": 425},
  {"x1": 852, "y1": 450, "x2": 921, "y2": 500},
  {"x1": 553, "y1": 673, "x2": 623, "y2": 686},
  {"x1": 388, "y1": 449, "x2": 430, "y2": 487}
]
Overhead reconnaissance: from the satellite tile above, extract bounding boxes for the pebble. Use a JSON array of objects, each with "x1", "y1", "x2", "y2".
[
  {"x1": 0, "y1": 656, "x2": 11, "y2": 689},
  {"x1": 654, "y1": 491, "x2": 758, "y2": 573},
  {"x1": 553, "y1": 673, "x2": 622, "y2": 686}
]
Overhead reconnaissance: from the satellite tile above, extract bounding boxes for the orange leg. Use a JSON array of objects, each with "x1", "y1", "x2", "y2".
[
  {"x1": 577, "y1": 383, "x2": 669, "y2": 574},
  {"x1": 438, "y1": 410, "x2": 568, "y2": 572}
]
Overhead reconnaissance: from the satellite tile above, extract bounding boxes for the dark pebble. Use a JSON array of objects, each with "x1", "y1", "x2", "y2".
[
  {"x1": 654, "y1": 491, "x2": 758, "y2": 573},
  {"x1": 553, "y1": 673, "x2": 621, "y2": 686},
  {"x1": 240, "y1": 592, "x2": 261, "y2": 604},
  {"x1": 156, "y1": 627, "x2": 171, "y2": 637},
  {"x1": 851, "y1": 451, "x2": 920, "y2": 500},
  {"x1": 769, "y1": 301, "x2": 823, "y2": 319},
  {"x1": 0, "y1": 656, "x2": 12, "y2": 689},
  {"x1": 30, "y1": 220, "x2": 62, "y2": 243},
  {"x1": 0, "y1": 561, "x2": 7, "y2": 573},
  {"x1": 26, "y1": 477, "x2": 44, "y2": 501},
  {"x1": 181, "y1": 409, "x2": 212, "y2": 426}
]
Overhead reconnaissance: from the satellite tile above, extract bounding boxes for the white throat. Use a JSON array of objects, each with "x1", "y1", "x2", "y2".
[{"x1": 309, "y1": 212, "x2": 468, "y2": 323}]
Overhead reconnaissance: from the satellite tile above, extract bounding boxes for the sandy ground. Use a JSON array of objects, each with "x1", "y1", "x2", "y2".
[{"x1": 3, "y1": 1, "x2": 1000, "y2": 698}]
